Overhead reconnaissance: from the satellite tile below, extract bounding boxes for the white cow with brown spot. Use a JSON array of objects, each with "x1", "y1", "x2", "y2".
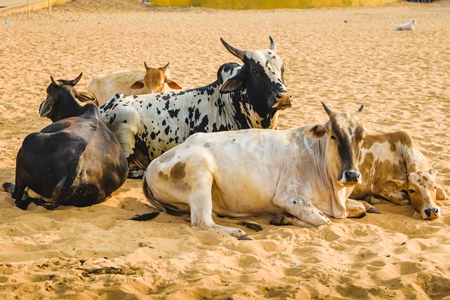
[
  {"x1": 86, "y1": 62, "x2": 182, "y2": 106},
  {"x1": 350, "y1": 130, "x2": 447, "y2": 220},
  {"x1": 138, "y1": 103, "x2": 366, "y2": 239}
]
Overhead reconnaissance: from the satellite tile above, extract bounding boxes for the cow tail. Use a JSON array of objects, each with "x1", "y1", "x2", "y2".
[
  {"x1": 142, "y1": 174, "x2": 166, "y2": 213},
  {"x1": 134, "y1": 169, "x2": 186, "y2": 219},
  {"x1": 130, "y1": 171, "x2": 165, "y2": 221}
]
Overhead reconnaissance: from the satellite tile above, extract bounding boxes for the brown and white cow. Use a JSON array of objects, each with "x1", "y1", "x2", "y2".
[
  {"x1": 350, "y1": 130, "x2": 447, "y2": 220},
  {"x1": 138, "y1": 103, "x2": 366, "y2": 239},
  {"x1": 86, "y1": 62, "x2": 182, "y2": 106}
]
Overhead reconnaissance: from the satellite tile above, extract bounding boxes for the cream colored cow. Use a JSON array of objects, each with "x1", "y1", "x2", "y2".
[
  {"x1": 86, "y1": 62, "x2": 181, "y2": 106},
  {"x1": 139, "y1": 103, "x2": 366, "y2": 239}
]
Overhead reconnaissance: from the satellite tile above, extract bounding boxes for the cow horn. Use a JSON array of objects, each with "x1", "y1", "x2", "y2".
[
  {"x1": 50, "y1": 75, "x2": 62, "y2": 87},
  {"x1": 75, "y1": 90, "x2": 99, "y2": 106},
  {"x1": 269, "y1": 36, "x2": 276, "y2": 52},
  {"x1": 321, "y1": 102, "x2": 333, "y2": 116},
  {"x1": 220, "y1": 38, "x2": 245, "y2": 61},
  {"x1": 71, "y1": 72, "x2": 83, "y2": 86},
  {"x1": 144, "y1": 61, "x2": 149, "y2": 71},
  {"x1": 357, "y1": 104, "x2": 364, "y2": 113},
  {"x1": 162, "y1": 62, "x2": 170, "y2": 69}
]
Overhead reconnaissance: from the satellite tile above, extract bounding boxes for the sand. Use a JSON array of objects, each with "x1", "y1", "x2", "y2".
[{"x1": 1, "y1": 0, "x2": 450, "y2": 299}]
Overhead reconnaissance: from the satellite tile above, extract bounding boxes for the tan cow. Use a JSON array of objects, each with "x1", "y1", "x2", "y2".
[
  {"x1": 86, "y1": 62, "x2": 182, "y2": 106},
  {"x1": 350, "y1": 130, "x2": 447, "y2": 220}
]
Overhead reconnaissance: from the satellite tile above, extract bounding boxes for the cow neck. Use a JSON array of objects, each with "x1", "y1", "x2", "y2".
[
  {"x1": 181, "y1": 83, "x2": 266, "y2": 133},
  {"x1": 323, "y1": 136, "x2": 349, "y2": 218},
  {"x1": 402, "y1": 144, "x2": 419, "y2": 173},
  {"x1": 227, "y1": 90, "x2": 273, "y2": 130},
  {"x1": 54, "y1": 94, "x2": 83, "y2": 122}
]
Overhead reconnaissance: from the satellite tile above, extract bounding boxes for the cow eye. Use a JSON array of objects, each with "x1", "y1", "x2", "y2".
[
  {"x1": 252, "y1": 70, "x2": 259, "y2": 76},
  {"x1": 433, "y1": 186, "x2": 437, "y2": 190},
  {"x1": 330, "y1": 135, "x2": 337, "y2": 140},
  {"x1": 408, "y1": 189, "x2": 416, "y2": 194}
]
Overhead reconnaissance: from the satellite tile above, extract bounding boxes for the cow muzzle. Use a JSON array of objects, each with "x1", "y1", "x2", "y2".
[
  {"x1": 339, "y1": 170, "x2": 361, "y2": 186},
  {"x1": 271, "y1": 92, "x2": 292, "y2": 110},
  {"x1": 423, "y1": 207, "x2": 440, "y2": 220}
]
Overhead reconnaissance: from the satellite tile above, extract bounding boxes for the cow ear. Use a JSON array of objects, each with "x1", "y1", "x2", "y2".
[
  {"x1": 166, "y1": 78, "x2": 182, "y2": 90},
  {"x1": 304, "y1": 124, "x2": 327, "y2": 140},
  {"x1": 429, "y1": 169, "x2": 437, "y2": 179},
  {"x1": 130, "y1": 80, "x2": 145, "y2": 90},
  {"x1": 384, "y1": 179, "x2": 406, "y2": 193},
  {"x1": 220, "y1": 78, "x2": 243, "y2": 94},
  {"x1": 39, "y1": 96, "x2": 56, "y2": 117}
]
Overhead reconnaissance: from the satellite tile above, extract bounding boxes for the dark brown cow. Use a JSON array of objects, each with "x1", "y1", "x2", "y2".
[{"x1": 3, "y1": 73, "x2": 128, "y2": 210}]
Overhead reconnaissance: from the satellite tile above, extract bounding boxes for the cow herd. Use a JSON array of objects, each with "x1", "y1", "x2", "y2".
[{"x1": 2, "y1": 37, "x2": 447, "y2": 239}]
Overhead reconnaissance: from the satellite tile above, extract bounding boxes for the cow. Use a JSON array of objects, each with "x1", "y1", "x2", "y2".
[
  {"x1": 138, "y1": 102, "x2": 366, "y2": 239},
  {"x1": 86, "y1": 62, "x2": 182, "y2": 106},
  {"x1": 99, "y1": 36, "x2": 292, "y2": 179},
  {"x1": 2, "y1": 73, "x2": 128, "y2": 210},
  {"x1": 350, "y1": 130, "x2": 447, "y2": 220}
]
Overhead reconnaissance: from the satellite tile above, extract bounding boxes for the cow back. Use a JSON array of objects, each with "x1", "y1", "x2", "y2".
[{"x1": 16, "y1": 105, "x2": 127, "y2": 206}]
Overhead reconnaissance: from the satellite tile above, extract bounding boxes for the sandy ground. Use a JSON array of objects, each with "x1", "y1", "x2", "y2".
[{"x1": 1, "y1": 0, "x2": 450, "y2": 299}]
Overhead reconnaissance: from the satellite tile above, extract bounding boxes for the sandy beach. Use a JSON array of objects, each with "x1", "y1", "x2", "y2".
[{"x1": 1, "y1": 0, "x2": 450, "y2": 298}]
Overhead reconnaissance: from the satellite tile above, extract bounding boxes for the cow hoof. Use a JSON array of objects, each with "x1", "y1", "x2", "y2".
[
  {"x1": 238, "y1": 220, "x2": 263, "y2": 232},
  {"x1": 269, "y1": 214, "x2": 285, "y2": 226},
  {"x1": 14, "y1": 199, "x2": 30, "y2": 210},
  {"x1": 238, "y1": 234, "x2": 253, "y2": 241},
  {"x1": 366, "y1": 207, "x2": 381, "y2": 214},
  {"x1": 2, "y1": 182, "x2": 15, "y2": 194},
  {"x1": 354, "y1": 212, "x2": 366, "y2": 219},
  {"x1": 128, "y1": 169, "x2": 144, "y2": 179}
]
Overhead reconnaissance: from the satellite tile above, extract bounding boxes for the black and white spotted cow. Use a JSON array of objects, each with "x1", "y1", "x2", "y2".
[{"x1": 99, "y1": 37, "x2": 292, "y2": 178}]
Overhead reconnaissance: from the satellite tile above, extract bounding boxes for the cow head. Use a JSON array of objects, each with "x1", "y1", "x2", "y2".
[
  {"x1": 304, "y1": 102, "x2": 365, "y2": 187},
  {"x1": 219, "y1": 37, "x2": 292, "y2": 114},
  {"x1": 40, "y1": 73, "x2": 97, "y2": 122},
  {"x1": 386, "y1": 170, "x2": 441, "y2": 220},
  {"x1": 130, "y1": 62, "x2": 182, "y2": 93}
]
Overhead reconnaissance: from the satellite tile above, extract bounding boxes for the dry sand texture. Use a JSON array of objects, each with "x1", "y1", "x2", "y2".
[{"x1": 1, "y1": 0, "x2": 450, "y2": 299}]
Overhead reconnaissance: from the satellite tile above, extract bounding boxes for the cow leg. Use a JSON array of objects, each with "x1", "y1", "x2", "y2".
[
  {"x1": 2, "y1": 182, "x2": 15, "y2": 195},
  {"x1": 272, "y1": 194, "x2": 331, "y2": 227},
  {"x1": 149, "y1": 158, "x2": 249, "y2": 239},
  {"x1": 436, "y1": 186, "x2": 448, "y2": 200},
  {"x1": 357, "y1": 200, "x2": 381, "y2": 214},
  {"x1": 3, "y1": 183, "x2": 60, "y2": 210},
  {"x1": 189, "y1": 192, "x2": 248, "y2": 239},
  {"x1": 270, "y1": 213, "x2": 315, "y2": 228},
  {"x1": 372, "y1": 180, "x2": 410, "y2": 206},
  {"x1": 237, "y1": 220, "x2": 264, "y2": 232},
  {"x1": 345, "y1": 199, "x2": 367, "y2": 218},
  {"x1": 2, "y1": 182, "x2": 31, "y2": 210},
  {"x1": 363, "y1": 195, "x2": 391, "y2": 205}
]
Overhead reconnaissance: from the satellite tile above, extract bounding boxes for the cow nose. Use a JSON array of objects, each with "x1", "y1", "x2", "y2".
[
  {"x1": 424, "y1": 207, "x2": 440, "y2": 219},
  {"x1": 272, "y1": 92, "x2": 292, "y2": 110},
  {"x1": 345, "y1": 171, "x2": 361, "y2": 183}
]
